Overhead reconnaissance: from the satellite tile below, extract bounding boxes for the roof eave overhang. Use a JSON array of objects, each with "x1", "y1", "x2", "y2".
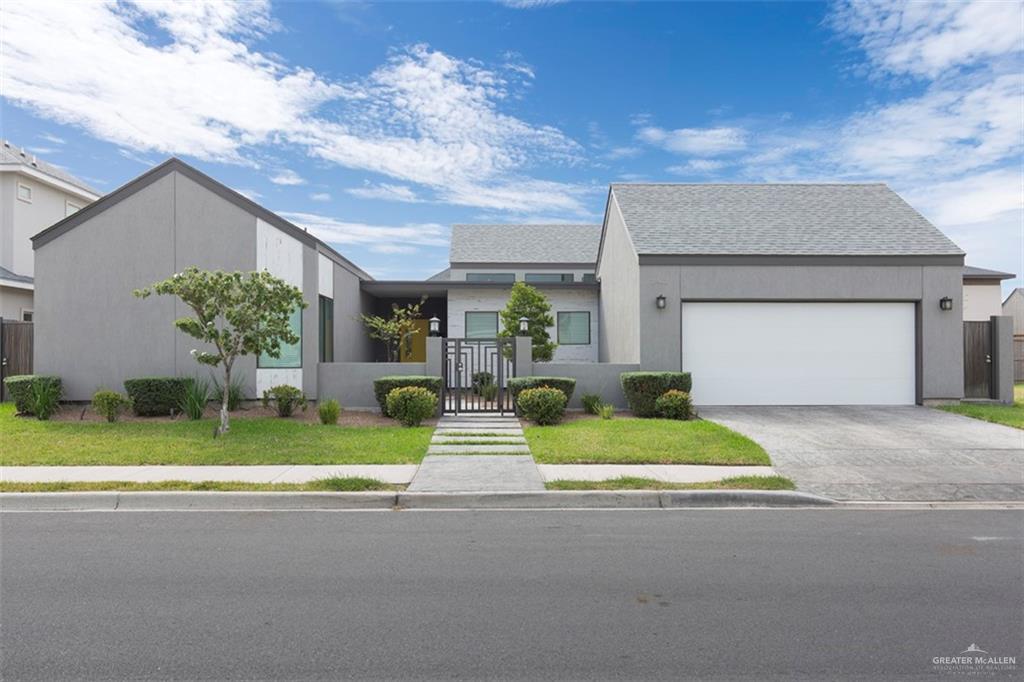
[
  {"x1": 636, "y1": 253, "x2": 966, "y2": 266},
  {"x1": 360, "y1": 280, "x2": 599, "y2": 297}
]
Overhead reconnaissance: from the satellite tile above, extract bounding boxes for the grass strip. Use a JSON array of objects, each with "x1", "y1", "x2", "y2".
[
  {"x1": 0, "y1": 477, "x2": 403, "y2": 493},
  {"x1": 544, "y1": 475, "x2": 795, "y2": 491}
]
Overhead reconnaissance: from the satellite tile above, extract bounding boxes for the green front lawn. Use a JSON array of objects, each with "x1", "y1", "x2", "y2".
[
  {"x1": 545, "y1": 475, "x2": 794, "y2": 491},
  {"x1": 938, "y1": 383, "x2": 1024, "y2": 430},
  {"x1": 525, "y1": 418, "x2": 770, "y2": 465},
  {"x1": 0, "y1": 404, "x2": 431, "y2": 465},
  {"x1": 0, "y1": 477, "x2": 400, "y2": 493}
]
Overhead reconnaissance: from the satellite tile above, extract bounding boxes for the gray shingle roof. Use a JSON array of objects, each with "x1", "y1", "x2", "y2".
[
  {"x1": 450, "y1": 224, "x2": 602, "y2": 264},
  {"x1": 0, "y1": 265, "x2": 33, "y2": 284},
  {"x1": 963, "y1": 265, "x2": 1014, "y2": 280},
  {"x1": 1, "y1": 141, "x2": 98, "y2": 196},
  {"x1": 610, "y1": 184, "x2": 964, "y2": 257}
]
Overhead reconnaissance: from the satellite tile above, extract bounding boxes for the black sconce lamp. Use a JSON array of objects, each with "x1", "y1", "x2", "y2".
[
  {"x1": 428, "y1": 316, "x2": 440, "y2": 336},
  {"x1": 518, "y1": 316, "x2": 530, "y2": 335},
  {"x1": 939, "y1": 297, "x2": 953, "y2": 312},
  {"x1": 655, "y1": 294, "x2": 667, "y2": 310}
]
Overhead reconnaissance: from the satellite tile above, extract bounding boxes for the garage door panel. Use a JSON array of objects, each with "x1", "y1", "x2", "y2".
[{"x1": 681, "y1": 302, "x2": 916, "y2": 405}]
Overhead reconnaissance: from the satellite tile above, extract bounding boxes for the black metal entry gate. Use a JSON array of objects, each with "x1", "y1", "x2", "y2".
[{"x1": 442, "y1": 338, "x2": 515, "y2": 414}]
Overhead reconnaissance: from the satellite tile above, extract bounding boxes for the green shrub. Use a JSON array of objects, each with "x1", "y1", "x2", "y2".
[
  {"x1": 212, "y1": 374, "x2": 246, "y2": 411},
  {"x1": 124, "y1": 377, "x2": 190, "y2": 416},
  {"x1": 581, "y1": 393, "x2": 603, "y2": 415},
  {"x1": 385, "y1": 386, "x2": 437, "y2": 427},
  {"x1": 472, "y1": 371, "x2": 494, "y2": 394},
  {"x1": 262, "y1": 385, "x2": 307, "y2": 418},
  {"x1": 480, "y1": 382, "x2": 498, "y2": 402},
  {"x1": 507, "y1": 376, "x2": 576, "y2": 406},
  {"x1": 92, "y1": 389, "x2": 132, "y2": 423},
  {"x1": 319, "y1": 398, "x2": 342, "y2": 425},
  {"x1": 3, "y1": 375, "x2": 61, "y2": 416},
  {"x1": 517, "y1": 386, "x2": 567, "y2": 425},
  {"x1": 655, "y1": 389, "x2": 693, "y2": 420},
  {"x1": 598, "y1": 403, "x2": 615, "y2": 420},
  {"x1": 29, "y1": 379, "x2": 62, "y2": 420},
  {"x1": 620, "y1": 372, "x2": 693, "y2": 418},
  {"x1": 179, "y1": 377, "x2": 210, "y2": 421},
  {"x1": 372, "y1": 376, "x2": 442, "y2": 416}
]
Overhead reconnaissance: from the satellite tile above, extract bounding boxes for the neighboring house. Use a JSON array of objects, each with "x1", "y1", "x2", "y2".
[
  {"x1": 33, "y1": 159, "x2": 976, "y2": 406},
  {"x1": 962, "y1": 266, "x2": 1015, "y2": 321},
  {"x1": 1002, "y1": 288, "x2": 1024, "y2": 335},
  {"x1": 0, "y1": 141, "x2": 99, "y2": 321}
]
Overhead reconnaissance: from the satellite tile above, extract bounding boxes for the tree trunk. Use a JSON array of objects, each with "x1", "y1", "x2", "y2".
[{"x1": 218, "y1": 364, "x2": 231, "y2": 435}]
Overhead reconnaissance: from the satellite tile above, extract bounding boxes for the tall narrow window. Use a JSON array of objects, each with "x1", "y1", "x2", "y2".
[
  {"x1": 319, "y1": 296, "x2": 334, "y2": 362},
  {"x1": 557, "y1": 311, "x2": 590, "y2": 345},
  {"x1": 465, "y1": 311, "x2": 499, "y2": 339}
]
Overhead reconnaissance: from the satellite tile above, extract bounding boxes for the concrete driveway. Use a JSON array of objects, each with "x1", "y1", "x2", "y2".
[{"x1": 701, "y1": 406, "x2": 1024, "y2": 501}]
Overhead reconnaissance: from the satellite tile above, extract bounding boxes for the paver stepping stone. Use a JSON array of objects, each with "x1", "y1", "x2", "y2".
[{"x1": 427, "y1": 444, "x2": 532, "y2": 455}]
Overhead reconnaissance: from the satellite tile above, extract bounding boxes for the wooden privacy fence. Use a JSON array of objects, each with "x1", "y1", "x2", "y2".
[
  {"x1": 0, "y1": 319, "x2": 33, "y2": 401},
  {"x1": 1015, "y1": 335, "x2": 1024, "y2": 382}
]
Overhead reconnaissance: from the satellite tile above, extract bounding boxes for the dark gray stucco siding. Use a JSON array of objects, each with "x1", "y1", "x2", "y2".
[
  {"x1": 34, "y1": 174, "x2": 177, "y2": 400},
  {"x1": 173, "y1": 173, "x2": 258, "y2": 397},
  {"x1": 331, "y1": 260, "x2": 374, "y2": 362},
  {"x1": 637, "y1": 263, "x2": 964, "y2": 401}
]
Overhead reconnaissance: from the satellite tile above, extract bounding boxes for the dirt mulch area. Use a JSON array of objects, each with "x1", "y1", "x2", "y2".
[{"x1": 44, "y1": 403, "x2": 431, "y2": 427}]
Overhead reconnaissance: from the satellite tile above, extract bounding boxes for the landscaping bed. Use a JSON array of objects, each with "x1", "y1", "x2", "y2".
[
  {"x1": 525, "y1": 417, "x2": 770, "y2": 465},
  {"x1": 545, "y1": 475, "x2": 794, "y2": 491},
  {"x1": 937, "y1": 384, "x2": 1023, "y2": 430},
  {"x1": 0, "y1": 403, "x2": 431, "y2": 466}
]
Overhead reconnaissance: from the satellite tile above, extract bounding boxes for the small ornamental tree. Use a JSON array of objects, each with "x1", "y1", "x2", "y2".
[
  {"x1": 360, "y1": 297, "x2": 427, "y2": 362},
  {"x1": 134, "y1": 267, "x2": 307, "y2": 435},
  {"x1": 499, "y1": 282, "x2": 556, "y2": 362}
]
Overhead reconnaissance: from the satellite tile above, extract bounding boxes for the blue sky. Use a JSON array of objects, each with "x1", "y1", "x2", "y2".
[{"x1": 2, "y1": 1, "x2": 1021, "y2": 291}]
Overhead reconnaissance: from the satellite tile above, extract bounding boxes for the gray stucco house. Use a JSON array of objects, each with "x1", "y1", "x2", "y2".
[{"x1": 33, "y1": 159, "x2": 980, "y2": 406}]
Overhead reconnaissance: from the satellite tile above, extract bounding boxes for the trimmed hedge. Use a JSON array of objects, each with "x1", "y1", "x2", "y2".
[
  {"x1": 655, "y1": 389, "x2": 693, "y2": 420},
  {"x1": 507, "y1": 376, "x2": 576, "y2": 404},
  {"x1": 124, "y1": 377, "x2": 190, "y2": 416},
  {"x1": 620, "y1": 372, "x2": 693, "y2": 418},
  {"x1": 3, "y1": 375, "x2": 62, "y2": 415},
  {"x1": 517, "y1": 386, "x2": 567, "y2": 425},
  {"x1": 373, "y1": 376, "x2": 442, "y2": 416}
]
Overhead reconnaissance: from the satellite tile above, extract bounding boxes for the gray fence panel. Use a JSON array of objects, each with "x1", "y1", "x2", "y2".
[
  {"x1": 538, "y1": 363, "x2": 641, "y2": 408},
  {"x1": 317, "y1": 362, "x2": 427, "y2": 409}
]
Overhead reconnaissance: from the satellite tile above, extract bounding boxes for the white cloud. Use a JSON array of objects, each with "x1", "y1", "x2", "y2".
[
  {"x1": 902, "y1": 168, "x2": 1022, "y2": 227},
  {"x1": 667, "y1": 159, "x2": 727, "y2": 175},
  {"x1": 234, "y1": 188, "x2": 262, "y2": 201},
  {"x1": 279, "y1": 212, "x2": 449, "y2": 253},
  {"x1": 38, "y1": 133, "x2": 65, "y2": 145},
  {"x1": 346, "y1": 183, "x2": 421, "y2": 203},
  {"x1": 370, "y1": 244, "x2": 419, "y2": 255},
  {"x1": 270, "y1": 169, "x2": 305, "y2": 186},
  {"x1": 637, "y1": 126, "x2": 747, "y2": 155},
  {"x1": 309, "y1": 192, "x2": 331, "y2": 202},
  {"x1": 497, "y1": 0, "x2": 568, "y2": 9}
]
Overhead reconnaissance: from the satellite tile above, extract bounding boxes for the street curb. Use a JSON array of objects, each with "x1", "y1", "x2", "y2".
[{"x1": 0, "y1": 490, "x2": 835, "y2": 511}]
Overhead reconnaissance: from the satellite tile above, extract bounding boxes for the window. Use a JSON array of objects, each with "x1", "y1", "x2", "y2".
[
  {"x1": 466, "y1": 273, "x2": 515, "y2": 283},
  {"x1": 21, "y1": 310, "x2": 33, "y2": 323},
  {"x1": 16, "y1": 183, "x2": 31, "y2": 203},
  {"x1": 65, "y1": 201, "x2": 82, "y2": 217},
  {"x1": 465, "y1": 311, "x2": 499, "y2": 339},
  {"x1": 319, "y1": 296, "x2": 334, "y2": 363},
  {"x1": 557, "y1": 311, "x2": 590, "y2": 345},
  {"x1": 581, "y1": 273, "x2": 597, "y2": 283},
  {"x1": 258, "y1": 306, "x2": 302, "y2": 368},
  {"x1": 525, "y1": 273, "x2": 573, "y2": 283}
]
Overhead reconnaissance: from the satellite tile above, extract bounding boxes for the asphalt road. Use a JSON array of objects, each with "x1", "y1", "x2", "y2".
[{"x1": 2, "y1": 510, "x2": 1021, "y2": 681}]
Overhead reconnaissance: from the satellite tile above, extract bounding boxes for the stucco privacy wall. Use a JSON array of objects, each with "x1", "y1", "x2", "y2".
[
  {"x1": 447, "y1": 286, "x2": 600, "y2": 362},
  {"x1": 330, "y1": 252, "x2": 376, "y2": 362},
  {"x1": 636, "y1": 262, "x2": 965, "y2": 401},
  {"x1": 596, "y1": 193, "x2": 640, "y2": 362},
  {"x1": 542, "y1": 363, "x2": 640, "y2": 408},
  {"x1": 317, "y1": 361, "x2": 426, "y2": 408}
]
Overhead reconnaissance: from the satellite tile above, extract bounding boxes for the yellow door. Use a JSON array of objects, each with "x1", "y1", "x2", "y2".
[{"x1": 401, "y1": 319, "x2": 428, "y2": 362}]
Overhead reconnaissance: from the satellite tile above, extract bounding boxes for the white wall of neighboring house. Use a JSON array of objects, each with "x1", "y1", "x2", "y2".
[
  {"x1": 447, "y1": 286, "x2": 599, "y2": 362},
  {"x1": 963, "y1": 283, "x2": 1004, "y2": 321},
  {"x1": 0, "y1": 285, "x2": 34, "y2": 320}
]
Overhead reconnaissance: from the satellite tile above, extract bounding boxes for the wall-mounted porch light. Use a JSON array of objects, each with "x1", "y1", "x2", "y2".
[
  {"x1": 518, "y1": 316, "x2": 530, "y2": 335},
  {"x1": 939, "y1": 297, "x2": 953, "y2": 312},
  {"x1": 655, "y1": 294, "x2": 667, "y2": 310},
  {"x1": 428, "y1": 316, "x2": 440, "y2": 336}
]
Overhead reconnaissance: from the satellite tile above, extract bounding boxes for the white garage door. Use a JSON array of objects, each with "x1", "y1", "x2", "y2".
[{"x1": 681, "y1": 302, "x2": 916, "y2": 405}]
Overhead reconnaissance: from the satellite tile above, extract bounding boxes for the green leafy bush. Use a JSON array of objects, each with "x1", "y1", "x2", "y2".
[
  {"x1": 92, "y1": 389, "x2": 132, "y2": 423},
  {"x1": 581, "y1": 393, "x2": 603, "y2": 415},
  {"x1": 598, "y1": 403, "x2": 615, "y2": 420},
  {"x1": 385, "y1": 386, "x2": 437, "y2": 427},
  {"x1": 517, "y1": 386, "x2": 567, "y2": 425},
  {"x1": 472, "y1": 371, "x2": 494, "y2": 394},
  {"x1": 179, "y1": 377, "x2": 210, "y2": 421},
  {"x1": 620, "y1": 372, "x2": 692, "y2": 418},
  {"x1": 29, "y1": 378, "x2": 63, "y2": 420},
  {"x1": 655, "y1": 389, "x2": 693, "y2": 420},
  {"x1": 507, "y1": 376, "x2": 576, "y2": 406},
  {"x1": 3, "y1": 375, "x2": 61, "y2": 416},
  {"x1": 372, "y1": 376, "x2": 442, "y2": 416},
  {"x1": 212, "y1": 374, "x2": 246, "y2": 411},
  {"x1": 262, "y1": 385, "x2": 307, "y2": 418},
  {"x1": 124, "y1": 377, "x2": 190, "y2": 416},
  {"x1": 480, "y1": 382, "x2": 498, "y2": 401},
  {"x1": 319, "y1": 398, "x2": 342, "y2": 425}
]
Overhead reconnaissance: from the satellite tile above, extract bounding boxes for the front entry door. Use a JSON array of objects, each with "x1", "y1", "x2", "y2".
[
  {"x1": 400, "y1": 319, "x2": 428, "y2": 363},
  {"x1": 963, "y1": 321, "x2": 993, "y2": 399},
  {"x1": 442, "y1": 338, "x2": 516, "y2": 414}
]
